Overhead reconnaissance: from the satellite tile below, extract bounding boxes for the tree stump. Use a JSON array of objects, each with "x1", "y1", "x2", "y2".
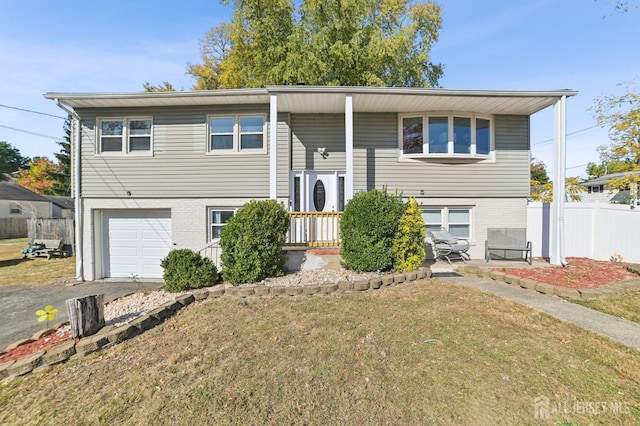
[{"x1": 65, "y1": 294, "x2": 105, "y2": 338}]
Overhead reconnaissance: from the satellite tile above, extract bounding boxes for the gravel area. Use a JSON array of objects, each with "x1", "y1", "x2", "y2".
[{"x1": 97, "y1": 268, "x2": 384, "y2": 328}]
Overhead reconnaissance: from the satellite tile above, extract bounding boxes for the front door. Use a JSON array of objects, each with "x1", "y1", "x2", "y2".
[{"x1": 291, "y1": 171, "x2": 345, "y2": 212}]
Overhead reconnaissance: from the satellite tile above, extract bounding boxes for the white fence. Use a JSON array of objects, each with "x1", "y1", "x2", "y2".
[{"x1": 527, "y1": 202, "x2": 640, "y2": 263}]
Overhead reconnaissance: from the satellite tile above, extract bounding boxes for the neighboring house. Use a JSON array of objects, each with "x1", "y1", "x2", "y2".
[
  {"x1": 580, "y1": 171, "x2": 640, "y2": 204},
  {"x1": 0, "y1": 182, "x2": 58, "y2": 219},
  {"x1": 45, "y1": 196, "x2": 75, "y2": 218},
  {"x1": 46, "y1": 86, "x2": 576, "y2": 280}
]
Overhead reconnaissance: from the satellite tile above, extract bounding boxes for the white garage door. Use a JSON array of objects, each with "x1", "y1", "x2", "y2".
[{"x1": 103, "y1": 210, "x2": 172, "y2": 279}]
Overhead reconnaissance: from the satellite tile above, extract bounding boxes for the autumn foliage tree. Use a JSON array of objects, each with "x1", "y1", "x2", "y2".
[
  {"x1": 15, "y1": 157, "x2": 60, "y2": 195},
  {"x1": 186, "y1": 0, "x2": 443, "y2": 89}
]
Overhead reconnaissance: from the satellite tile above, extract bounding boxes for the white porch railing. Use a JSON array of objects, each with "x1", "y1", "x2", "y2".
[
  {"x1": 198, "y1": 239, "x2": 222, "y2": 265},
  {"x1": 287, "y1": 212, "x2": 342, "y2": 247}
]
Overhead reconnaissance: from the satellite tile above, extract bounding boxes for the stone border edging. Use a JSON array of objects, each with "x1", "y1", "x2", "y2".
[
  {"x1": 0, "y1": 268, "x2": 432, "y2": 382},
  {"x1": 455, "y1": 265, "x2": 640, "y2": 300}
]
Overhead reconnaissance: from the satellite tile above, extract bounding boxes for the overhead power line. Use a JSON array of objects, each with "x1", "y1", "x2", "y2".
[
  {"x1": 532, "y1": 123, "x2": 607, "y2": 147},
  {"x1": 0, "y1": 123, "x2": 61, "y2": 140},
  {"x1": 0, "y1": 103, "x2": 66, "y2": 120}
]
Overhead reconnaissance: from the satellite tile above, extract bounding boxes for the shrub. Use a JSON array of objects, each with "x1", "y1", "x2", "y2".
[
  {"x1": 393, "y1": 197, "x2": 426, "y2": 271},
  {"x1": 340, "y1": 188, "x2": 405, "y2": 272},
  {"x1": 160, "y1": 249, "x2": 220, "y2": 293},
  {"x1": 220, "y1": 200, "x2": 289, "y2": 284}
]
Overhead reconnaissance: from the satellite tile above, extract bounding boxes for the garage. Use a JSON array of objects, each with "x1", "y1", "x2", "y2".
[{"x1": 103, "y1": 210, "x2": 172, "y2": 279}]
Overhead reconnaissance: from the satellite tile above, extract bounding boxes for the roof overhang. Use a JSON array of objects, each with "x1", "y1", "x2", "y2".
[{"x1": 45, "y1": 86, "x2": 577, "y2": 116}]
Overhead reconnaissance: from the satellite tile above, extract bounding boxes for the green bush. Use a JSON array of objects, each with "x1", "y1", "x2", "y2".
[
  {"x1": 160, "y1": 249, "x2": 220, "y2": 293},
  {"x1": 393, "y1": 197, "x2": 426, "y2": 272},
  {"x1": 340, "y1": 188, "x2": 405, "y2": 272},
  {"x1": 220, "y1": 200, "x2": 289, "y2": 284}
]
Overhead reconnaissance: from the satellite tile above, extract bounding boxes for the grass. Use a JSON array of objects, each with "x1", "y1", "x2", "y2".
[
  {"x1": 1, "y1": 280, "x2": 639, "y2": 425},
  {"x1": 570, "y1": 291, "x2": 640, "y2": 325},
  {"x1": 0, "y1": 238, "x2": 75, "y2": 286}
]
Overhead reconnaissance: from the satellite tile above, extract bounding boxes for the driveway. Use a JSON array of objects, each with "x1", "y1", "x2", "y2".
[{"x1": 0, "y1": 280, "x2": 163, "y2": 351}]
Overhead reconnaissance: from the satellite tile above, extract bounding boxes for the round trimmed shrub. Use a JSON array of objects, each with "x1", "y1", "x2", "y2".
[
  {"x1": 161, "y1": 249, "x2": 220, "y2": 293},
  {"x1": 393, "y1": 197, "x2": 426, "y2": 271},
  {"x1": 220, "y1": 200, "x2": 289, "y2": 284},
  {"x1": 340, "y1": 188, "x2": 405, "y2": 272}
]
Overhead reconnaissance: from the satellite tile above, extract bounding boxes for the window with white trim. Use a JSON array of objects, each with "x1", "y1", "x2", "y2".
[
  {"x1": 98, "y1": 118, "x2": 152, "y2": 154},
  {"x1": 9, "y1": 203, "x2": 21, "y2": 215},
  {"x1": 209, "y1": 209, "x2": 235, "y2": 240},
  {"x1": 400, "y1": 114, "x2": 492, "y2": 158},
  {"x1": 208, "y1": 114, "x2": 266, "y2": 153},
  {"x1": 422, "y1": 207, "x2": 472, "y2": 239}
]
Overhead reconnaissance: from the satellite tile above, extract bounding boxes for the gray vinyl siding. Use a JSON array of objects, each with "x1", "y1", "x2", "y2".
[
  {"x1": 353, "y1": 113, "x2": 530, "y2": 198},
  {"x1": 77, "y1": 105, "x2": 273, "y2": 198},
  {"x1": 276, "y1": 112, "x2": 291, "y2": 197},
  {"x1": 291, "y1": 114, "x2": 346, "y2": 172}
]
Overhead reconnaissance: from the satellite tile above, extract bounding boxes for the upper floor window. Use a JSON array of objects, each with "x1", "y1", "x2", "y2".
[
  {"x1": 209, "y1": 114, "x2": 266, "y2": 153},
  {"x1": 400, "y1": 114, "x2": 492, "y2": 158},
  {"x1": 99, "y1": 118, "x2": 152, "y2": 154}
]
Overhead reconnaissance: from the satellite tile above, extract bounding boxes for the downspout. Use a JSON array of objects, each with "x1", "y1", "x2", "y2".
[{"x1": 54, "y1": 99, "x2": 84, "y2": 280}]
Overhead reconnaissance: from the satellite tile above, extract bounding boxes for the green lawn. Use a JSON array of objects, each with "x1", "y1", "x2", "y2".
[
  {"x1": 569, "y1": 291, "x2": 640, "y2": 325},
  {"x1": 0, "y1": 238, "x2": 75, "y2": 286},
  {"x1": 1, "y1": 280, "x2": 639, "y2": 425}
]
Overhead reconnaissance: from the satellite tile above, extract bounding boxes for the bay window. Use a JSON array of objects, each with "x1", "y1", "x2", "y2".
[{"x1": 400, "y1": 113, "x2": 492, "y2": 158}]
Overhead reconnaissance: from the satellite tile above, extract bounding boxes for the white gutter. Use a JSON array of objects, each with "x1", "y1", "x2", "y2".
[{"x1": 54, "y1": 99, "x2": 84, "y2": 281}]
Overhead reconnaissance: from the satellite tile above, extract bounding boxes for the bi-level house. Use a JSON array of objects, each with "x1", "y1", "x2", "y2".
[{"x1": 46, "y1": 86, "x2": 576, "y2": 280}]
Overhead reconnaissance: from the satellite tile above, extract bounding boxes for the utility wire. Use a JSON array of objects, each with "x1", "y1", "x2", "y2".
[
  {"x1": 0, "y1": 103, "x2": 66, "y2": 120},
  {"x1": 532, "y1": 123, "x2": 607, "y2": 147},
  {"x1": 0, "y1": 123, "x2": 62, "y2": 140}
]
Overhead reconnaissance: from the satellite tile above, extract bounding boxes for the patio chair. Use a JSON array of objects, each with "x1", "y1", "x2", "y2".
[{"x1": 428, "y1": 228, "x2": 471, "y2": 264}]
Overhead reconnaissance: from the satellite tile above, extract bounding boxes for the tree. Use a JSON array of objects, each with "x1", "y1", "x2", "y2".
[
  {"x1": 51, "y1": 117, "x2": 72, "y2": 196},
  {"x1": 530, "y1": 159, "x2": 584, "y2": 201},
  {"x1": 187, "y1": 0, "x2": 443, "y2": 89},
  {"x1": 143, "y1": 81, "x2": 176, "y2": 92},
  {"x1": 0, "y1": 141, "x2": 29, "y2": 176},
  {"x1": 15, "y1": 157, "x2": 60, "y2": 195},
  {"x1": 530, "y1": 157, "x2": 550, "y2": 185},
  {"x1": 591, "y1": 81, "x2": 640, "y2": 196}
]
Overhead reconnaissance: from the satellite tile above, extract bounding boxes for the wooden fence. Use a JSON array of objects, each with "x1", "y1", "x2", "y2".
[
  {"x1": 27, "y1": 218, "x2": 75, "y2": 256},
  {"x1": 0, "y1": 218, "x2": 28, "y2": 239}
]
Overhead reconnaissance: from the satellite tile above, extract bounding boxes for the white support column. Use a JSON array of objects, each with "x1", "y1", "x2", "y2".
[
  {"x1": 345, "y1": 94, "x2": 354, "y2": 202},
  {"x1": 550, "y1": 95, "x2": 567, "y2": 266},
  {"x1": 269, "y1": 93, "x2": 278, "y2": 200}
]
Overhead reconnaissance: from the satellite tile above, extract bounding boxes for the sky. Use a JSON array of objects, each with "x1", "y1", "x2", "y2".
[{"x1": 0, "y1": 0, "x2": 638, "y2": 179}]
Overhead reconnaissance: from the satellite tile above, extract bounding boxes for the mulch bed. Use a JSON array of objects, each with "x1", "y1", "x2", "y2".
[
  {"x1": 496, "y1": 257, "x2": 639, "y2": 290},
  {"x1": 0, "y1": 329, "x2": 75, "y2": 364}
]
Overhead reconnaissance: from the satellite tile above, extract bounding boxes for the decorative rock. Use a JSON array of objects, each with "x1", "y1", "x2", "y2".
[
  {"x1": 320, "y1": 283, "x2": 338, "y2": 294},
  {"x1": 0, "y1": 361, "x2": 15, "y2": 380},
  {"x1": 225, "y1": 287, "x2": 239, "y2": 297},
  {"x1": 7, "y1": 351, "x2": 45, "y2": 377},
  {"x1": 518, "y1": 279, "x2": 538, "y2": 290},
  {"x1": 4, "y1": 338, "x2": 34, "y2": 352},
  {"x1": 237, "y1": 287, "x2": 256, "y2": 297},
  {"x1": 147, "y1": 306, "x2": 174, "y2": 321},
  {"x1": 41, "y1": 341, "x2": 76, "y2": 366},
  {"x1": 490, "y1": 271, "x2": 506, "y2": 281},
  {"x1": 393, "y1": 274, "x2": 406, "y2": 284},
  {"x1": 302, "y1": 286, "x2": 320, "y2": 295},
  {"x1": 406, "y1": 272, "x2": 418, "y2": 281},
  {"x1": 129, "y1": 313, "x2": 161, "y2": 332},
  {"x1": 534, "y1": 282, "x2": 556, "y2": 295},
  {"x1": 106, "y1": 323, "x2": 141, "y2": 344},
  {"x1": 31, "y1": 328, "x2": 57, "y2": 340},
  {"x1": 369, "y1": 278, "x2": 383, "y2": 289},
  {"x1": 504, "y1": 274, "x2": 520, "y2": 286},
  {"x1": 338, "y1": 281, "x2": 354, "y2": 291},
  {"x1": 74, "y1": 335, "x2": 109, "y2": 357},
  {"x1": 192, "y1": 289, "x2": 210, "y2": 300},
  {"x1": 161, "y1": 300, "x2": 183, "y2": 312},
  {"x1": 286, "y1": 286, "x2": 304, "y2": 296},
  {"x1": 416, "y1": 270, "x2": 428, "y2": 279},
  {"x1": 209, "y1": 287, "x2": 226, "y2": 298},
  {"x1": 269, "y1": 286, "x2": 287, "y2": 295},
  {"x1": 578, "y1": 289, "x2": 605, "y2": 300},
  {"x1": 175, "y1": 294, "x2": 196, "y2": 306},
  {"x1": 553, "y1": 287, "x2": 581, "y2": 299},
  {"x1": 381, "y1": 276, "x2": 394, "y2": 286},
  {"x1": 253, "y1": 286, "x2": 271, "y2": 296},
  {"x1": 353, "y1": 281, "x2": 370, "y2": 291}
]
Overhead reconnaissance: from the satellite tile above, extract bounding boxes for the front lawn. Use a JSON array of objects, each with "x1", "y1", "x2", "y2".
[
  {"x1": 1, "y1": 280, "x2": 638, "y2": 425},
  {"x1": 0, "y1": 238, "x2": 75, "y2": 286},
  {"x1": 570, "y1": 291, "x2": 640, "y2": 325}
]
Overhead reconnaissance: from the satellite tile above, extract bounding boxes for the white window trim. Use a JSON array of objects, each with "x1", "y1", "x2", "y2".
[
  {"x1": 423, "y1": 206, "x2": 474, "y2": 241},
  {"x1": 207, "y1": 114, "x2": 267, "y2": 155},
  {"x1": 208, "y1": 207, "x2": 237, "y2": 241},
  {"x1": 398, "y1": 113, "x2": 494, "y2": 160},
  {"x1": 97, "y1": 117, "x2": 153, "y2": 156}
]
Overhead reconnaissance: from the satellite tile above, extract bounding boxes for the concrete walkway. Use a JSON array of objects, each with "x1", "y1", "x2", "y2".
[
  {"x1": 435, "y1": 271, "x2": 640, "y2": 351},
  {"x1": 0, "y1": 280, "x2": 163, "y2": 350}
]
